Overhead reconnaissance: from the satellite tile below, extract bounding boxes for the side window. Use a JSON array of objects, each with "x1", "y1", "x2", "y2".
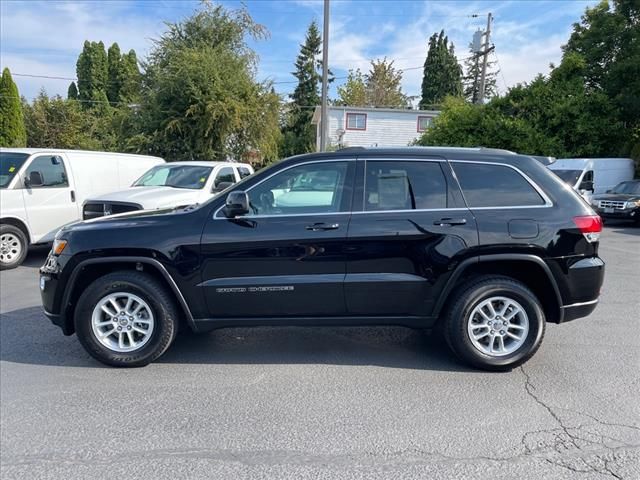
[
  {"x1": 248, "y1": 162, "x2": 350, "y2": 215},
  {"x1": 365, "y1": 161, "x2": 448, "y2": 211},
  {"x1": 213, "y1": 167, "x2": 236, "y2": 191},
  {"x1": 238, "y1": 166, "x2": 252, "y2": 179},
  {"x1": 452, "y1": 162, "x2": 545, "y2": 207},
  {"x1": 25, "y1": 155, "x2": 69, "y2": 188}
]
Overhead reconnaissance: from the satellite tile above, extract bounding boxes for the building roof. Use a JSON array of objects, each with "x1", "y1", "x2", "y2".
[{"x1": 311, "y1": 106, "x2": 441, "y2": 123}]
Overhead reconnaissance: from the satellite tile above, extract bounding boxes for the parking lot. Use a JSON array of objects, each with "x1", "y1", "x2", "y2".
[{"x1": 0, "y1": 223, "x2": 638, "y2": 480}]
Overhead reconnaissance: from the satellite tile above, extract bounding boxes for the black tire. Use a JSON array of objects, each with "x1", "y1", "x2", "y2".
[
  {"x1": 74, "y1": 271, "x2": 179, "y2": 367},
  {"x1": 442, "y1": 275, "x2": 546, "y2": 371},
  {"x1": 0, "y1": 224, "x2": 29, "y2": 270}
]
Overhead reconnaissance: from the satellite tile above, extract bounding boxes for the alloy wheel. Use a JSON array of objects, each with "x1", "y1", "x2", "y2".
[
  {"x1": 91, "y1": 293, "x2": 155, "y2": 352},
  {"x1": 467, "y1": 296, "x2": 529, "y2": 357}
]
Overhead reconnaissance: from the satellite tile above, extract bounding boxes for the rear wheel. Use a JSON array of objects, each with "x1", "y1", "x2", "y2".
[
  {"x1": 443, "y1": 276, "x2": 546, "y2": 371},
  {"x1": 0, "y1": 225, "x2": 28, "y2": 270},
  {"x1": 75, "y1": 271, "x2": 179, "y2": 367}
]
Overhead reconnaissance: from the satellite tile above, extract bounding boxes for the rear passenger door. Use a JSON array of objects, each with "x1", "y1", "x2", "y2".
[
  {"x1": 449, "y1": 160, "x2": 551, "y2": 246},
  {"x1": 344, "y1": 158, "x2": 478, "y2": 317}
]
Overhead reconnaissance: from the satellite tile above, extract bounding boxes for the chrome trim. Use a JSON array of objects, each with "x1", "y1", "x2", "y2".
[
  {"x1": 561, "y1": 299, "x2": 599, "y2": 309},
  {"x1": 352, "y1": 208, "x2": 469, "y2": 215},
  {"x1": 213, "y1": 158, "x2": 356, "y2": 220},
  {"x1": 449, "y1": 159, "x2": 554, "y2": 208}
]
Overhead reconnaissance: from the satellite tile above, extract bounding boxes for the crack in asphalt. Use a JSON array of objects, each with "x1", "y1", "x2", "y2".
[{"x1": 519, "y1": 366, "x2": 634, "y2": 479}]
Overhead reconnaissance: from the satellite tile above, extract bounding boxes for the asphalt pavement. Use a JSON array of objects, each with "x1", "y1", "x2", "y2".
[{"x1": 1, "y1": 224, "x2": 639, "y2": 479}]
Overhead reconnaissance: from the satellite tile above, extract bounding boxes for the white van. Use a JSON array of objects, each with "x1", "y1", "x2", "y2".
[
  {"x1": 0, "y1": 148, "x2": 164, "y2": 269},
  {"x1": 548, "y1": 158, "x2": 635, "y2": 202}
]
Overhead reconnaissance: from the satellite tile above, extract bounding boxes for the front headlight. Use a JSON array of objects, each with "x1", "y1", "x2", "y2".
[
  {"x1": 52, "y1": 239, "x2": 68, "y2": 256},
  {"x1": 624, "y1": 200, "x2": 640, "y2": 209}
]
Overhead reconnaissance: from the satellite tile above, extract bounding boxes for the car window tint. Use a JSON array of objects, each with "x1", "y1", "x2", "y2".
[
  {"x1": 249, "y1": 162, "x2": 349, "y2": 215},
  {"x1": 238, "y1": 166, "x2": 252, "y2": 179},
  {"x1": 365, "y1": 161, "x2": 448, "y2": 211},
  {"x1": 26, "y1": 156, "x2": 69, "y2": 188},
  {"x1": 453, "y1": 162, "x2": 545, "y2": 207},
  {"x1": 214, "y1": 167, "x2": 236, "y2": 188}
]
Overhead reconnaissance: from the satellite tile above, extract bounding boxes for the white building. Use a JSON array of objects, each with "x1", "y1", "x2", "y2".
[{"x1": 311, "y1": 106, "x2": 440, "y2": 151}]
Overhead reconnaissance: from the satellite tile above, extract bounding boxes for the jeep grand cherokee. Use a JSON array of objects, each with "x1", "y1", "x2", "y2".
[{"x1": 40, "y1": 147, "x2": 605, "y2": 370}]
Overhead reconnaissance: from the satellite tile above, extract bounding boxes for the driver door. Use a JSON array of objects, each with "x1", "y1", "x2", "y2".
[
  {"x1": 200, "y1": 159, "x2": 355, "y2": 319},
  {"x1": 21, "y1": 154, "x2": 79, "y2": 243}
]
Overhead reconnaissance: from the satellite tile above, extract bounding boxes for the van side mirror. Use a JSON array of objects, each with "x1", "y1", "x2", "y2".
[
  {"x1": 25, "y1": 171, "x2": 44, "y2": 188},
  {"x1": 606, "y1": 189, "x2": 612, "y2": 194},
  {"x1": 579, "y1": 180, "x2": 594, "y2": 192},
  {"x1": 223, "y1": 191, "x2": 250, "y2": 218}
]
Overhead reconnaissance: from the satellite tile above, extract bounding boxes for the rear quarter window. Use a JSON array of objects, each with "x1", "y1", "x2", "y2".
[{"x1": 452, "y1": 162, "x2": 545, "y2": 207}]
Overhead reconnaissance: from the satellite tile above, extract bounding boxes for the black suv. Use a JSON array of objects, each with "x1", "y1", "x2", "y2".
[
  {"x1": 590, "y1": 179, "x2": 640, "y2": 224},
  {"x1": 40, "y1": 147, "x2": 605, "y2": 370}
]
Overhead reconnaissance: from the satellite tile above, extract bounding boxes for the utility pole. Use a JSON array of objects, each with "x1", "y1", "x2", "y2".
[
  {"x1": 478, "y1": 12, "x2": 493, "y2": 104},
  {"x1": 320, "y1": 0, "x2": 330, "y2": 152}
]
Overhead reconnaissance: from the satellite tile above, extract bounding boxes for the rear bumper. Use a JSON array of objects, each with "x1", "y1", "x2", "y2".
[
  {"x1": 556, "y1": 256, "x2": 604, "y2": 323},
  {"x1": 561, "y1": 299, "x2": 599, "y2": 323}
]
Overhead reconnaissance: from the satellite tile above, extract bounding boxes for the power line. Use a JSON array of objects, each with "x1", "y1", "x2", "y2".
[{"x1": 491, "y1": 49, "x2": 510, "y2": 92}]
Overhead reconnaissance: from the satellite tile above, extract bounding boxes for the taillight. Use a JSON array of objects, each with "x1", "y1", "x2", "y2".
[{"x1": 573, "y1": 215, "x2": 602, "y2": 243}]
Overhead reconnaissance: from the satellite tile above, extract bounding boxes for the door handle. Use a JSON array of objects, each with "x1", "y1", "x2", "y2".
[
  {"x1": 305, "y1": 222, "x2": 340, "y2": 231},
  {"x1": 70, "y1": 190, "x2": 76, "y2": 202},
  {"x1": 433, "y1": 218, "x2": 467, "y2": 226}
]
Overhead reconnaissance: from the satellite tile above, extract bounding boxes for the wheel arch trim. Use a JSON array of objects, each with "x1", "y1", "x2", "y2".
[
  {"x1": 63, "y1": 256, "x2": 195, "y2": 330},
  {"x1": 433, "y1": 253, "x2": 564, "y2": 323},
  {"x1": 0, "y1": 216, "x2": 32, "y2": 243}
]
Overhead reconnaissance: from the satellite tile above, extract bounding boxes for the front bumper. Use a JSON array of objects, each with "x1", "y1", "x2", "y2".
[
  {"x1": 40, "y1": 253, "x2": 74, "y2": 335},
  {"x1": 594, "y1": 206, "x2": 640, "y2": 221}
]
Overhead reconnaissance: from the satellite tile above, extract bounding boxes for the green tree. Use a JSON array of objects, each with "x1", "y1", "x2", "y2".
[
  {"x1": 76, "y1": 40, "x2": 108, "y2": 106},
  {"x1": 463, "y1": 43, "x2": 499, "y2": 103},
  {"x1": 0, "y1": 68, "x2": 27, "y2": 147},
  {"x1": 364, "y1": 58, "x2": 409, "y2": 108},
  {"x1": 22, "y1": 90, "x2": 100, "y2": 149},
  {"x1": 281, "y1": 21, "x2": 323, "y2": 156},
  {"x1": 417, "y1": 55, "x2": 624, "y2": 158},
  {"x1": 135, "y1": 4, "x2": 280, "y2": 161},
  {"x1": 335, "y1": 68, "x2": 366, "y2": 106},
  {"x1": 420, "y1": 31, "x2": 463, "y2": 108},
  {"x1": 563, "y1": 0, "x2": 640, "y2": 162},
  {"x1": 107, "y1": 42, "x2": 123, "y2": 103},
  {"x1": 67, "y1": 81, "x2": 79, "y2": 100},
  {"x1": 118, "y1": 50, "x2": 142, "y2": 102}
]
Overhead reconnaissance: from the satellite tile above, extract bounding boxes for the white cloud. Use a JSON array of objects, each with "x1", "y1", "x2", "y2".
[{"x1": 0, "y1": 0, "x2": 164, "y2": 99}]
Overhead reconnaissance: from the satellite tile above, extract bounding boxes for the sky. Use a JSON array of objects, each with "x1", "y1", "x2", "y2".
[{"x1": 0, "y1": 0, "x2": 598, "y2": 104}]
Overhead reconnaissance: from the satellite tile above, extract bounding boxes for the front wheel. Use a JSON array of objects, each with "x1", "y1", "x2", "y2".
[
  {"x1": 0, "y1": 225, "x2": 28, "y2": 270},
  {"x1": 75, "y1": 271, "x2": 179, "y2": 367},
  {"x1": 443, "y1": 276, "x2": 546, "y2": 371}
]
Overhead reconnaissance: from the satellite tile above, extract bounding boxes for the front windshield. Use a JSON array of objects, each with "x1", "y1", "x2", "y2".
[
  {"x1": 551, "y1": 169, "x2": 582, "y2": 185},
  {"x1": 0, "y1": 152, "x2": 29, "y2": 188},
  {"x1": 133, "y1": 165, "x2": 213, "y2": 190},
  {"x1": 611, "y1": 181, "x2": 640, "y2": 195}
]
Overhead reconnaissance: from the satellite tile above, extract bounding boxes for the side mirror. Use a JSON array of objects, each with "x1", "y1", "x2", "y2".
[
  {"x1": 606, "y1": 189, "x2": 612, "y2": 194},
  {"x1": 212, "y1": 181, "x2": 234, "y2": 193},
  {"x1": 25, "y1": 171, "x2": 44, "y2": 188},
  {"x1": 579, "y1": 180, "x2": 594, "y2": 192},
  {"x1": 223, "y1": 191, "x2": 250, "y2": 218}
]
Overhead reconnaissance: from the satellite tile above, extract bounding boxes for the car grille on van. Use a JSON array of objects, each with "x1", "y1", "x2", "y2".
[
  {"x1": 598, "y1": 200, "x2": 625, "y2": 210},
  {"x1": 83, "y1": 202, "x2": 142, "y2": 220}
]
